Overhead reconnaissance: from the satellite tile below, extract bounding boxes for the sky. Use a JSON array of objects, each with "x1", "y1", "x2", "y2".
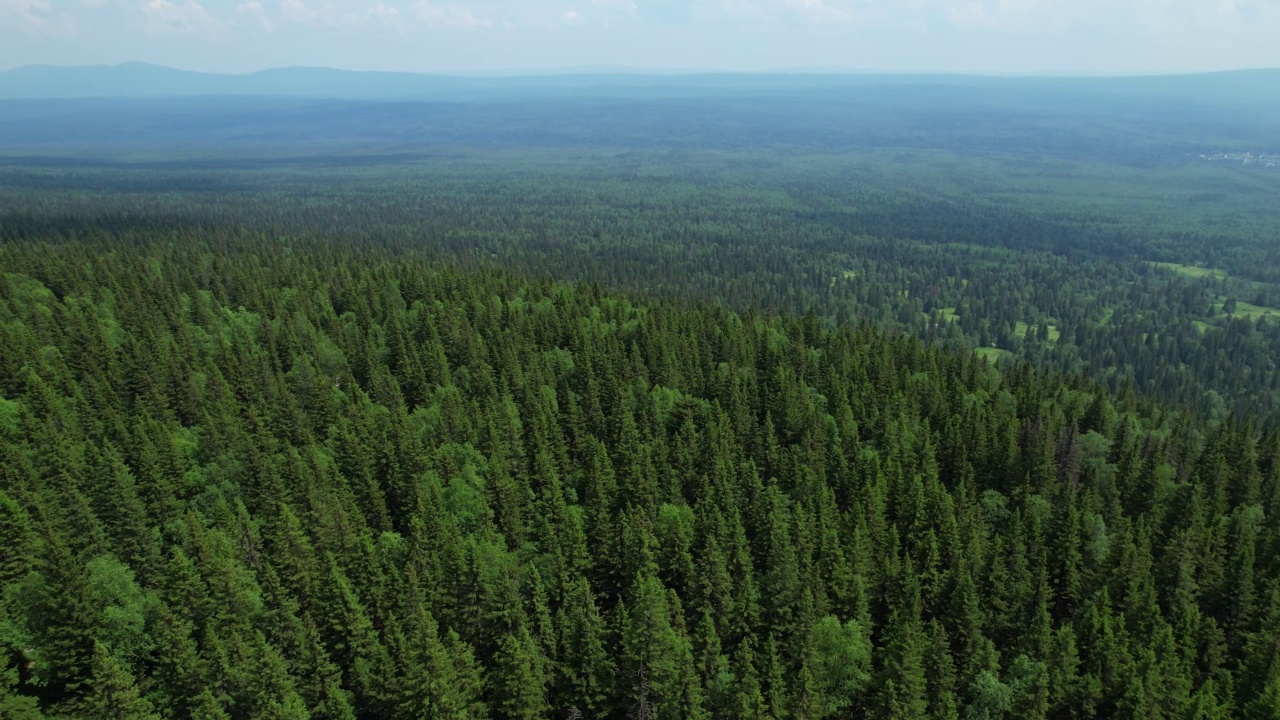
[{"x1": 2, "y1": 0, "x2": 1279, "y2": 75}]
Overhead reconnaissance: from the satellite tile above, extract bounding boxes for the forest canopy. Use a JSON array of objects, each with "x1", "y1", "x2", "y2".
[
  {"x1": 4, "y1": 146, "x2": 1280, "y2": 424},
  {"x1": 1, "y1": 238, "x2": 1278, "y2": 719},
  {"x1": 2, "y1": 72, "x2": 1280, "y2": 719}
]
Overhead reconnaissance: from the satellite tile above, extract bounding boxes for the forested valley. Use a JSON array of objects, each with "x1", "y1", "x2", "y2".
[{"x1": 3, "y1": 72, "x2": 1280, "y2": 720}]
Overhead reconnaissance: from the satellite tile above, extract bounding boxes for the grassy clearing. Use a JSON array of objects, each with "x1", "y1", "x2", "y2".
[
  {"x1": 939, "y1": 307, "x2": 960, "y2": 322},
  {"x1": 1151, "y1": 261, "x2": 1226, "y2": 280},
  {"x1": 975, "y1": 347, "x2": 1013, "y2": 362},
  {"x1": 1014, "y1": 321, "x2": 1061, "y2": 342},
  {"x1": 1212, "y1": 296, "x2": 1280, "y2": 321},
  {"x1": 1231, "y1": 300, "x2": 1280, "y2": 320},
  {"x1": 831, "y1": 269, "x2": 858, "y2": 287}
]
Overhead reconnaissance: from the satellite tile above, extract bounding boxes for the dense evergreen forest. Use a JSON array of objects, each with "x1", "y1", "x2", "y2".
[
  {"x1": 3, "y1": 71, "x2": 1280, "y2": 719},
  {"x1": 4, "y1": 148, "x2": 1280, "y2": 424},
  {"x1": 1, "y1": 238, "x2": 1279, "y2": 719}
]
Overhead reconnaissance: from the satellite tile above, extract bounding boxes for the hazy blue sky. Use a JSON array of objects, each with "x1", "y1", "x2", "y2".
[{"x1": 3, "y1": 0, "x2": 1278, "y2": 74}]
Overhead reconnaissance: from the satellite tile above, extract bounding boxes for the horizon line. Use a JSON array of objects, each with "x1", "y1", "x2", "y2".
[{"x1": 4, "y1": 61, "x2": 1280, "y2": 80}]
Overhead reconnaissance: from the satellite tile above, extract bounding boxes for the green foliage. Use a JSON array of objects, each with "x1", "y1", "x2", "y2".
[
  {"x1": 0, "y1": 490, "x2": 35, "y2": 587},
  {"x1": 490, "y1": 627, "x2": 546, "y2": 720},
  {"x1": 0, "y1": 657, "x2": 43, "y2": 720},
  {"x1": 0, "y1": 240, "x2": 1273, "y2": 720},
  {"x1": 85, "y1": 642, "x2": 161, "y2": 720},
  {"x1": 807, "y1": 614, "x2": 871, "y2": 718},
  {"x1": 0, "y1": 397, "x2": 20, "y2": 439},
  {"x1": 9, "y1": 144, "x2": 1280, "y2": 425},
  {"x1": 83, "y1": 555, "x2": 152, "y2": 662},
  {"x1": 189, "y1": 690, "x2": 232, "y2": 720}
]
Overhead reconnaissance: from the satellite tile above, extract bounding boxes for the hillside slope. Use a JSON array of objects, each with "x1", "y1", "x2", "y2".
[{"x1": 1, "y1": 237, "x2": 1277, "y2": 719}]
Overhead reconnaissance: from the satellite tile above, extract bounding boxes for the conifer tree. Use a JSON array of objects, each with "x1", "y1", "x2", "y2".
[
  {"x1": 0, "y1": 657, "x2": 44, "y2": 720},
  {"x1": 85, "y1": 642, "x2": 162, "y2": 720},
  {"x1": 555, "y1": 575, "x2": 615, "y2": 717},
  {"x1": 877, "y1": 560, "x2": 929, "y2": 720},
  {"x1": 491, "y1": 626, "x2": 547, "y2": 720},
  {"x1": 620, "y1": 573, "x2": 706, "y2": 720},
  {"x1": 0, "y1": 240, "x2": 1277, "y2": 720}
]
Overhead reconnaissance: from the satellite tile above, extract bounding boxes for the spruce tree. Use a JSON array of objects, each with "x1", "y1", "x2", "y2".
[{"x1": 85, "y1": 642, "x2": 161, "y2": 720}]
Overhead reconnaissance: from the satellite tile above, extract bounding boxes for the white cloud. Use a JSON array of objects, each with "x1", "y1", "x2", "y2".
[
  {"x1": 1137, "y1": 0, "x2": 1279, "y2": 33},
  {"x1": 279, "y1": 0, "x2": 318, "y2": 23},
  {"x1": 236, "y1": 0, "x2": 273, "y2": 29},
  {"x1": 785, "y1": 0, "x2": 855, "y2": 23},
  {"x1": 143, "y1": 0, "x2": 223, "y2": 33},
  {"x1": 702, "y1": 0, "x2": 891, "y2": 31},
  {"x1": 946, "y1": 0, "x2": 993, "y2": 27},
  {"x1": 562, "y1": 8, "x2": 584, "y2": 24},
  {"x1": 906, "y1": 0, "x2": 1097, "y2": 30},
  {"x1": 365, "y1": 1, "x2": 406, "y2": 31},
  {"x1": 366, "y1": 1, "x2": 398, "y2": 19},
  {"x1": 412, "y1": 0, "x2": 491, "y2": 29},
  {"x1": 580, "y1": 0, "x2": 636, "y2": 28},
  {"x1": 1, "y1": 0, "x2": 51, "y2": 22},
  {"x1": 1, "y1": 0, "x2": 76, "y2": 33}
]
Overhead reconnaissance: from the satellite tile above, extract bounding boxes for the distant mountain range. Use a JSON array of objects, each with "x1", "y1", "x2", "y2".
[
  {"x1": 1, "y1": 62, "x2": 1276, "y2": 163},
  {"x1": 2, "y1": 61, "x2": 1279, "y2": 102}
]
